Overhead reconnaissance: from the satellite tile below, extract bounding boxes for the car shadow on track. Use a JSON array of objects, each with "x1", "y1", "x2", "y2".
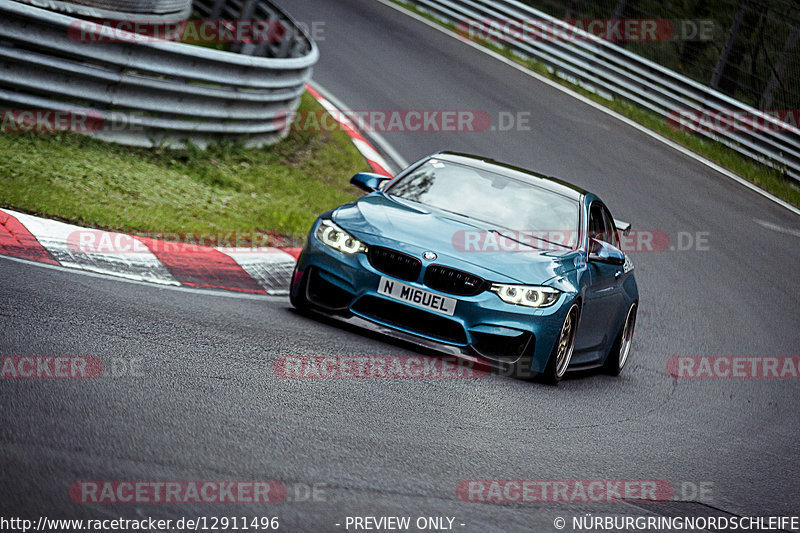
[{"x1": 283, "y1": 306, "x2": 609, "y2": 385}]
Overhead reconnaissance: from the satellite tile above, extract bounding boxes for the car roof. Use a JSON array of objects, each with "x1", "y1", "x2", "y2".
[{"x1": 431, "y1": 151, "x2": 588, "y2": 200}]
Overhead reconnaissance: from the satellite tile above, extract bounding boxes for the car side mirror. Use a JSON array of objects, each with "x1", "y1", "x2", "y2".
[
  {"x1": 588, "y1": 238, "x2": 625, "y2": 266},
  {"x1": 614, "y1": 219, "x2": 632, "y2": 236},
  {"x1": 350, "y1": 172, "x2": 389, "y2": 193}
]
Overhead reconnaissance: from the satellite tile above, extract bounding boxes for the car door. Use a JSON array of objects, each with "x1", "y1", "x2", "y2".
[{"x1": 575, "y1": 202, "x2": 626, "y2": 353}]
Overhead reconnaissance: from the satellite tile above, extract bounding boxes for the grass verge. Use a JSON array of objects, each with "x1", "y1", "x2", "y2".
[
  {"x1": 0, "y1": 92, "x2": 370, "y2": 245},
  {"x1": 390, "y1": 0, "x2": 800, "y2": 208}
]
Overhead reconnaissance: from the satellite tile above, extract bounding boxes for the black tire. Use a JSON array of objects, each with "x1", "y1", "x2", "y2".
[
  {"x1": 603, "y1": 302, "x2": 637, "y2": 376},
  {"x1": 539, "y1": 303, "x2": 580, "y2": 385}
]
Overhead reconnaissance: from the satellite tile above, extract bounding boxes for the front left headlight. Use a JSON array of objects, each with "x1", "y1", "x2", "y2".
[
  {"x1": 315, "y1": 219, "x2": 367, "y2": 254},
  {"x1": 490, "y1": 283, "x2": 561, "y2": 308}
]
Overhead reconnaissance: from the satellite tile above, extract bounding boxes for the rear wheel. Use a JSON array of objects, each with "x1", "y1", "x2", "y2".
[
  {"x1": 539, "y1": 303, "x2": 580, "y2": 385},
  {"x1": 603, "y1": 302, "x2": 637, "y2": 376}
]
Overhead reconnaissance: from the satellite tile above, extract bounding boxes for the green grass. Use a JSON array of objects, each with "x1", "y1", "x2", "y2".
[
  {"x1": 391, "y1": 0, "x2": 800, "y2": 208},
  {"x1": 0, "y1": 92, "x2": 370, "y2": 245}
]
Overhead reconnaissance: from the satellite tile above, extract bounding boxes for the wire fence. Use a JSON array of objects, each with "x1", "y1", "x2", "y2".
[{"x1": 517, "y1": 0, "x2": 800, "y2": 112}]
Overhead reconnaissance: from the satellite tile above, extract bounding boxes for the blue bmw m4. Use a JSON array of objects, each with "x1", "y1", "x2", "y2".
[{"x1": 290, "y1": 152, "x2": 638, "y2": 383}]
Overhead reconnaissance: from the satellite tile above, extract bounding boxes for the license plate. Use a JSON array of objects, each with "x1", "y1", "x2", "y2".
[{"x1": 377, "y1": 277, "x2": 457, "y2": 316}]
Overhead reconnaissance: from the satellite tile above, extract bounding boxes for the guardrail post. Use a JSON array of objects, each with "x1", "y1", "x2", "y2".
[
  {"x1": 760, "y1": 26, "x2": 799, "y2": 109},
  {"x1": 710, "y1": 0, "x2": 746, "y2": 92}
]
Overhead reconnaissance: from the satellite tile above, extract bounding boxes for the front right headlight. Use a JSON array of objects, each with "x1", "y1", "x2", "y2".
[
  {"x1": 490, "y1": 283, "x2": 561, "y2": 308},
  {"x1": 315, "y1": 220, "x2": 367, "y2": 254}
]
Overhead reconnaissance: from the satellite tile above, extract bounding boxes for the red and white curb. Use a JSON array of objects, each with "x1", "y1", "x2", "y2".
[
  {"x1": 0, "y1": 208, "x2": 299, "y2": 295},
  {"x1": 0, "y1": 86, "x2": 397, "y2": 295},
  {"x1": 305, "y1": 83, "x2": 394, "y2": 177}
]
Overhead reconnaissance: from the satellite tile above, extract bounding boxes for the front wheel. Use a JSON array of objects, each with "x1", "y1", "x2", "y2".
[
  {"x1": 603, "y1": 302, "x2": 637, "y2": 376},
  {"x1": 540, "y1": 303, "x2": 580, "y2": 385}
]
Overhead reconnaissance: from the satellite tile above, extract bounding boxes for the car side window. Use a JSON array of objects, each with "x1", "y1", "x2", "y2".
[
  {"x1": 601, "y1": 206, "x2": 620, "y2": 247},
  {"x1": 588, "y1": 203, "x2": 607, "y2": 251}
]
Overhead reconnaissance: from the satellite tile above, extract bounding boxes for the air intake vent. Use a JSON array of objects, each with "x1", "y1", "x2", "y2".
[
  {"x1": 367, "y1": 246, "x2": 421, "y2": 282},
  {"x1": 424, "y1": 265, "x2": 487, "y2": 296}
]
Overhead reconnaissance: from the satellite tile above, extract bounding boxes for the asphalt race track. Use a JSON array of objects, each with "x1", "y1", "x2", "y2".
[{"x1": 2, "y1": 0, "x2": 800, "y2": 530}]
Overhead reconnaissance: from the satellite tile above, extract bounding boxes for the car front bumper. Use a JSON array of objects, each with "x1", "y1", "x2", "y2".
[{"x1": 291, "y1": 226, "x2": 577, "y2": 374}]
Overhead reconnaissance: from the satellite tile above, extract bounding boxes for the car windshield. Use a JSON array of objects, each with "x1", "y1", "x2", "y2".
[{"x1": 384, "y1": 159, "x2": 580, "y2": 249}]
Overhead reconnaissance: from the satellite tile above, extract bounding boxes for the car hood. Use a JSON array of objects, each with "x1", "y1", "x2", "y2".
[{"x1": 332, "y1": 193, "x2": 582, "y2": 284}]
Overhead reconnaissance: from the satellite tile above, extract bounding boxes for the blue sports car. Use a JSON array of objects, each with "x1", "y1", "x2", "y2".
[{"x1": 290, "y1": 152, "x2": 638, "y2": 383}]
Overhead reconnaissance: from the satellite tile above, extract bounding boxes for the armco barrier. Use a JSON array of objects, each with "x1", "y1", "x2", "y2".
[
  {"x1": 9, "y1": 0, "x2": 191, "y2": 20},
  {"x1": 0, "y1": 0, "x2": 317, "y2": 147},
  {"x1": 407, "y1": 0, "x2": 800, "y2": 183}
]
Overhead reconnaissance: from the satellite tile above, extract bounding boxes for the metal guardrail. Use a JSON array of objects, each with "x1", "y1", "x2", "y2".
[
  {"x1": 64, "y1": 0, "x2": 190, "y2": 15},
  {"x1": 408, "y1": 0, "x2": 800, "y2": 183},
  {"x1": 11, "y1": 0, "x2": 192, "y2": 19},
  {"x1": 0, "y1": 0, "x2": 317, "y2": 147}
]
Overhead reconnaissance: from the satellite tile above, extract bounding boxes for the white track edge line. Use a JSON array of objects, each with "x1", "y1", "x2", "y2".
[{"x1": 308, "y1": 80, "x2": 409, "y2": 172}]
